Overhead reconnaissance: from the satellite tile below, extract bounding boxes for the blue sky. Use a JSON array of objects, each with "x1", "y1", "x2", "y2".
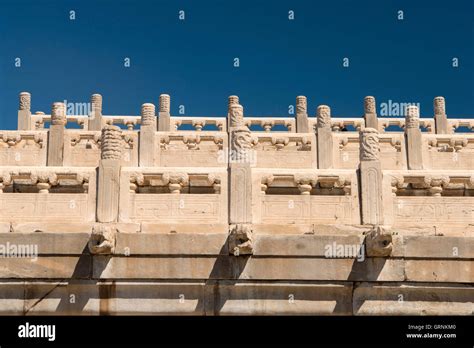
[{"x1": 0, "y1": 0, "x2": 473, "y2": 129}]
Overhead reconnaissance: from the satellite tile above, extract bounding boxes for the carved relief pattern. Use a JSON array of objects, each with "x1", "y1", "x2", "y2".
[
  {"x1": 405, "y1": 106, "x2": 419, "y2": 129},
  {"x1": 360, "y1": 128, "x2": 380, "y2": 161},
  {"x1": 317, "y1": 105, "x2": 331, "y2": 129},
  {"x1": 434, "y1": 96, "x2": 445, "y2": 115},
  {"x1": 140, "y1": 103, "x2": 156, "y2": 126},
  {"x1": 159, "y1": 94, "x2": 170, "y2": 113},
  {"x1": 229, "y1": 104, "x2": 244, "y2": 128},
  {"x1": 100, "y1": 125, "x2": 122, "y2": 160},
  {"x1": 364, "y1": 96, "x2": 376, "y2": 114},
  {"x1": 296, "y1": 96, "x2": 307, "y2": 114},
  {"x1": 19, "y1": 92, "x2": 31, "y2": 111},
  {"x1": 51, "y1": 102, "x2": 67, "y2": 126}
]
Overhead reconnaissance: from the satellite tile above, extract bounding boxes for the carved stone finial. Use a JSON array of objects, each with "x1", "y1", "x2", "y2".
[
  {"x1": 317, "y1": 105, "x2": 331, "y2": 128},
  {"x1": 434, "y1": 96, "x2": 445, "y2": 115},
  {"x1": 100, "y1": 125, "x2": 122, "y2": 160},
  {"x1": 141, "y1": 103, "x2": 156, "y2": 126},
  {"x1": 228, "y1": 95, "x2": 239, "y2": 113},
  {"x1": 229, "y1": 224, "x2": 253, "y2": 256},
  {"x1": 360, "y1": 128, "x2": 380, "y2": 161},
  {"x1": 19, "y1": 92, "x2": 31, "y2": 111},
  {"x1": 405, "y1": 105, "x2": 420, "y2": 129},
  {"x1": 88, "y1": 224, "x2": 116, "y2": 254},
  {"x1": 51, "y1": 102, "x2": 67, "y2": 126},
  {"x1": 365, "y1": 225, "x2": 393, "y2": 257},
  {"x1": 296, "y1": 96, "x2": 307, "y2": 114},
  {"x1": 91, "y1": 94, "x2": 102, "y2": 111},
  {"x1": 229, "y1": 104, "x2": 244, "y2": 128},
  {"x1": 159, "y1": 94, "x2": 170, "y2": 113},
  {"x1": 364, "y1": 96, "x2": 376, "y2": 114}
]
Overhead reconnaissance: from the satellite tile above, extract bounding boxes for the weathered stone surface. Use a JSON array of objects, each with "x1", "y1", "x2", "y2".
[
  {"x1": 0, "y1": 256, "x2": 91, "y2": 279},
  {"x1": 115, "y1": 233, "x2": 229, "y2": 255},
  {"x1": 354, "y1": 282, "x2": 474, "y2": 315},
  {"x1": 405, "y1": 260, "x2": 473, "y2": 283},
  {"x1": 24, "y1": 281, "x2": 100, "y2": 315},
  {"x1": 0, "y1": 232, "x2": 90, "y2": 254},
  {"x1": 215, "y1": 282, "x2": 353, "y2": 315}
]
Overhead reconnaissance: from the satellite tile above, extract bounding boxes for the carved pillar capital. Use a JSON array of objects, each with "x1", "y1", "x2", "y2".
[
  {"x1": 19, "y1": 92, "x2": 31, "y2": 111},
  {"x1": 101, "y1": 125, "x2": 123, "y2": 160},
  {"x1": 359, "y1": 128, "x2": 380, "y2": 161},
  {"x1": 316, "y1": 105, "x2": 331, "y2": 129},
  {"x1": 141, "y1": 103, "x2": 156, "y2": 127},
  {"x1": 51, "y1": 102, "x2": 67, "y2": 126}
]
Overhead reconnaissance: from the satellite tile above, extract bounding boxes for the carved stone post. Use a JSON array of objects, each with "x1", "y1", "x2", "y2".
[
  {"x1": 229, "y1": 103, "x2": 253, "y2": 224},
  {"x1": 359, "y1": 128, "x2": 384, "y2": 225},
  {"x1": 227, "y1": 95, "x2": 239, "y2": 132},
  {"x1": 434, "y1": 96, "x2": 450, "y2": 134},
  {"x1": 47, "y1": 102, "x2": 67, "y2": 166},
  {"x1": 158, "y1": 94, "x2": 171, "y2": 131},
  {"x1": 88, "y1": 94, "x2": 103, "y2": 131},
  {"x1": 405, "y1": 105, "x2": 423, "y2": 170},
  {"x1": 97, "y1": 125, "x2": 122, "y2": 222},
  {"x1": 364, "y1": 96, "x2": 378, "y2": 130},
  {"x1": 18, "y1": 92, "x2": 31, "y2": 130},
  {"x1": 139, "y1": 103, "x2": 156, "y2": 166},
  {"x1": 296, "y1": 96, "x2": 309, "y2": 133},
  {"x1": 316, "y1": 105, "x2": 333, "y2": 169}
]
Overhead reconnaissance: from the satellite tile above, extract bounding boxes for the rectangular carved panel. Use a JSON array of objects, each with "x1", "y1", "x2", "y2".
[
  {"x1": 260, "y1": 195, "x2": 356, "y2": 224},
  {"x1": 0, "y1": 193, "x2": 91, "y2": 222},
  {"x1": 393, "y1": 197, "x2": 474, "y2": 224}
]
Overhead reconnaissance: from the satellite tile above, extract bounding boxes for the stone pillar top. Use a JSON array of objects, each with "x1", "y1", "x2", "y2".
[
  {"x1": 91, "y1": 94, "x2": 103, "y2": 111},
  {"x1": 19, "y1": 92, "x2": 31, "y2": 111},
  {"x1": 159, "y1": 94, "x2": 170, "y2": 113},
  {"x1": 101, "y1": 125, "x2": 122, "y2": 160},
  {"x1": 360, "y1": 127, "x2": 380, "y2": 161},
  {"x1": 296, "y1": 96, "x2": 307, "y2": 114},
  {"x1": 141, "y1": 103, "x2": 156, "y2": 127},
  {"x1": 229, "y1": 103, "x2": 244, "y2": 128},
  {"x1": 316, "y1": 105, "x2": 331, "y2": 129},
  {"x1": 228, "y1": 95, "x2": 239, "y2": 112},
  {"x1": 434, "y1": 96, "x2": 446, "y2": 115},
  {"x1": 364, "y1": 96, "x2": 376, "y2": 114},
  {"x1": 51, "y1": 102, "x2": 67, "y2": 126},
  {"x1": 405, "y1": 105, "x2": 420, "y2": 129}
]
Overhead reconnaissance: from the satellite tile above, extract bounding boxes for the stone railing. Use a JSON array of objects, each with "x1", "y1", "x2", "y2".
[
  {"x1": 1, "y1": 92, "x2": 471, "y2": 316},
  {"x1": 17, "y1": 93, "x2": 473, "y2": 134},
  {"x1": 0, "y1": 166, "x2": 96, "y2": 223}
]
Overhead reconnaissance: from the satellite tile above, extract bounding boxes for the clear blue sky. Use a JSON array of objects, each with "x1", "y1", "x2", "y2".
[{"x1": 0, "y1": 0, "x2": 473, "y2": 129}]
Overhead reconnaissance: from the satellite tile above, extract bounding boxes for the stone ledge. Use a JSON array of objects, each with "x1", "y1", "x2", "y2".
[{"x1": 353, "y1": 282, "x2": 474, "y2": 315}]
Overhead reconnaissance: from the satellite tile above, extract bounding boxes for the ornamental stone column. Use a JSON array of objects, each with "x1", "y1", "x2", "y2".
[
  {"x1": 97, "y1": 125, "x2": 122, "y2": 222},
  {"x1": 434, "y1": 96, "x2": 450, "y2": 134},
  {"x1": 359, "y1": 128, "x2": 384, "y2": 225},
  {"x1": 89, "y1": 94, "x2": 103, "y2": 131},
  {"x1": 316, "y1": 105, "x2": 333, "y2": 169},
  {"x1": 296, "y1": 96, "x2": 309, "y2": 133},
  {"x1": 139, "y1": 103, "x2": 157, "y2": 166},
  {"x1": 405, "y1": 105, "x2": 423, "y2": 170},
  {"x1": 229, "y1": 103, "x2": 253, "y2": 224},
  {"x1": 18, "y1": 92, "x2": 31, "y2": 130},
  {"x1": 364, "y1": 96, "x2": 378, "y2": 130},
  {"x1": 158, "y1": 94, "x2": 171, "y2": 131},
  {"x1": 47, "y1": 102, "x2": 67, "y2": 166}
]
